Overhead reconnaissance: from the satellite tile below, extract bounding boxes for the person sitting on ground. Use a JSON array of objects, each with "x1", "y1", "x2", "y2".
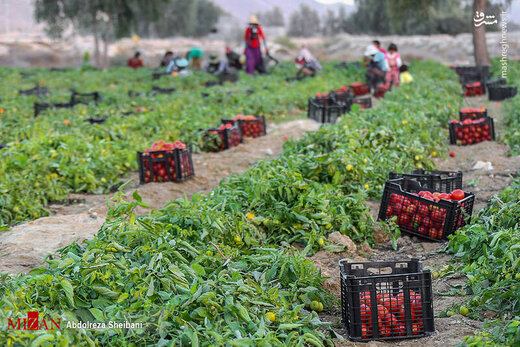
[
  {"x1": 385, "y1": 43, "x2": 402, "y2": 87},
  {"x1": 294, "y1": 45, "x2": 322, "y2": 78},
  {"x1": 187, "y1": 47, "x2": 203, "y2": 70},
  {"x1": 226, "y1": 46, "x2": 242, "y2": 70},
  {"x1": 205, "y1": 53, "x2": 236, "y2": 82},
  {"x1": 160, "y1": 51, "x2": 174, "y2": 67},
  {"x1": 399, "y1": 64, "x2": 413, "y2": 85},
  {"x1": 373, "y1": 40, "x2": 387, "y2": 55},
  {"x1": 127, "y1": 51, "x2": 143, "y2": 69},
  {"x1": 166, "y1": 55, "x2": 190, "y2": 75},
  {"x1": 364, "y1": 44, "x2": 388, "y2": 92}
]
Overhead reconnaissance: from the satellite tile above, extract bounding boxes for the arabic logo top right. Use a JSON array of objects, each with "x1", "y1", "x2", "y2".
[{"x1": 474, "y1": 11, "x2": 498, "y2": 27}]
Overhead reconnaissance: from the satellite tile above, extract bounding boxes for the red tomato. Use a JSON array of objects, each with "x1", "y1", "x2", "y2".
[
  {"x1": 360, "y1": 303, "x2": 372, "y2": 324},
  {"x1": 451, "y1": 189, "x2": 465, "y2": 201},
  {"x1": 362, "y1": 324, "x2": 372, "y2": 339}
]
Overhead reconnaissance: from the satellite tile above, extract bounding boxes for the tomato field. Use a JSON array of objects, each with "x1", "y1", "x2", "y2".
[{"x1": 0, "y1": 58, "x2": 520, "y2": 346}]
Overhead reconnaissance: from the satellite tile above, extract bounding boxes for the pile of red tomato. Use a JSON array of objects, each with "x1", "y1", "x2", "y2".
[
  {"x1": 225, "y1": 115, "x2": 265, "y2": 138},
  {"x1": 463, "y1": 81, "x2": 483, "y2": 97},
  {"x1": 385, "y1": 189, "x2": 466, "y2": 240},
  {"x1": 141, "y1": 140, "x2": 192, "y2": 183},
  {"x1": 451, "y1": 118, "x2": 492, "y2": 145},
  {"x1": 349, "y1": 82, "x2": 370, "y2": 96},
  {"x1": 207, "y1": 124, "x2": 241, "y2": 151},
  {"x1": 359, "y1": 290, "x2": 423, "y2": 338}
]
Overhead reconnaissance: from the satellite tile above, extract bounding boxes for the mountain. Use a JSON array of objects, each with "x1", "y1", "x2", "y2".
[{"x1": 211, "y1": 0, "x2": 354, "y2": 24}]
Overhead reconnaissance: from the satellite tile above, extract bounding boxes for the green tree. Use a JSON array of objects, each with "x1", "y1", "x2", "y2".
[
  {"x1": 258, "y1": 6, "x2": 285, "y2": 27},
  {"x1": 288, "y1": 4, "x2": 320, "y2": 37},
  {"x1": 322, "y1": 9, "x2": 338, "y2": 36},
  {"x1": 34, "y1": 0, "x2": 166, "y2": 68}
]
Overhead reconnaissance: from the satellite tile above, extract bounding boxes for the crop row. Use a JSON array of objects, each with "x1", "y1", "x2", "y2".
[
  {"x1": 0, "y1": 61, "x2": 466, "y2": 345},
  {"x1": 0, "y1": 64, "x2": 364, "y2": 227}
]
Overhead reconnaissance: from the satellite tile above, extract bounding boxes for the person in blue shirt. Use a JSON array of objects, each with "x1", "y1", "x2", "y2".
[{"x1": 364, "y1": 45, "x2": 388, "y2": 92}]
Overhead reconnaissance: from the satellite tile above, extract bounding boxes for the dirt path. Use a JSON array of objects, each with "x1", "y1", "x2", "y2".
[
  {"x1": 0, "y1": 119, "x2": 320, "y2": 274},
  {"x1": 312, "y1": 96, "x2": 520, "y2": 346}
]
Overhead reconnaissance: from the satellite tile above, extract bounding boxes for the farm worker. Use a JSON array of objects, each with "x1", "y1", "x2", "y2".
[
  {"x1": 295, "y1": 45, "x2": 322, "y2": 78},
  {"x1": 206, "y1": 53, "x2": 237, "y2": 83},
  {"x1": 160, "y1": 51, "x2": 174, "y2": 67},
  {"x1": 385, "y1": 43, "x2": 402, "y2": 87},
  {"x1": 373, "y1": 40, "x2": 387, "y2": 55},
  {"x1": 226, "y1": 46, "x2": 242, "y2": 70},
  {"x1": 166, "y1": 55, "x2": 190, "y2": 76},
  {"x1": 187, "y1": 47, "x2": 203, "y2": 70},
  {"x1": 127, "y1": 51, "x2": 143, "y2": 69},
  {"x1": 244, "y1": 15, "x2": 268, "y2": 75},
  {"x1": 399, "y1": 64, "x2": 414, "y2": 84},
  {"x1": 364, "y1": 44, "x2": 388, "y2": 93}
]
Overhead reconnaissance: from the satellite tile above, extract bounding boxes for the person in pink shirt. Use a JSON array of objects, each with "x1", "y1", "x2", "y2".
[
  {"x1": 373, "y1": 40, "x2": 387, "y2": 55},
  {"x1": 385, "y1": 43, "x2": 402, "y2": 87}
]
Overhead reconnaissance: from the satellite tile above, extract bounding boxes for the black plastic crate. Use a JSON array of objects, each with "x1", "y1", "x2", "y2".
[
  {"x1": 331, "y1": 89, "x2": 353, "y2": 106},
  {"x1": 19, "y1": 86, "x2": 49, "y2": 97},
  {"x1": 202, "y1": 125, "x2": 242, "y2": 152},
  {"x1": 488, "y1": 86, "x2": 517, "y2": 101},
  {"x1": 449, "y1": 116, "x2": 495, "y2": 145},
  {"x1": 388, "y1": 169, "x2": 462, "y2": 193},
  {"x1": 70, "y1": 90, "x2": 101, "y2": 106},
  {"x1": 151, "y1": 86, "x2": 176, "y2": 95},
  {"x1": 128, "y1": 90, "x2": 145, "y2": 98},
  {"x1": 137, "y1": 145, "x2": 194, "y2": 184},
  {"x1": 454, "y1": 66, "x2": 489, "y2": 77},
  {"x1": 463, "y1": 82, "x2": 484, "y2": 97},
  {"x1": 221, "y1": 116, "x2": 266, "y2": 139},
  {"x1": 88, "y1": 117, "x2": 107, "y2": 124},
  {"x1": 152, "y1": 72, "x2": 170, "y2": 80},
  {"x1": 378, "y1": 178, "x2": 474, "y2": 241},
  {"x1": 486, "y1": 77, "x2": 506, "y2": 89},
  {"x1": 459, "y1": 107, "x2": 487, "y2": 121},
  {"x1": 340, "y1": 259, "x2": 434, "y2": 342},
  {"x1": 34, "y1": 102, "x2": 73, "y2": 117},
  {"x1": 307, "y1": 97, "x2": 349, "y2": 124},
  {"x1": 349, "y1": 83, "x2": 370, "y2": 96},
  {"x1": 352, "y1": 97, "x2": 372, "y2": 109}
]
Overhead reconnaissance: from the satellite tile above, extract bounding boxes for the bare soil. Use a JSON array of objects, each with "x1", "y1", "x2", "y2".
[
  {"x1": 0, "y1": 118, "x2": 320, "y2": 274},
  {"x1": 310, "y1": 96, "x2": 520, "y2": 346}
]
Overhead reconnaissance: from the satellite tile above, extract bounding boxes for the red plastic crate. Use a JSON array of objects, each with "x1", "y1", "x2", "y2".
[
  {"x1": 349, "y1": 82, "x2": 370, "y2": 96},
  {"x1": 378, "y1": 178, "x2": 474, "y2": 241},
  {"x1": 137, "y1": 145, "x2": 194, "y2": 183},
  {"x1": 221, "y1": 116, "x2": 266, "y2": 139},
  {"x1": 459, "y1": 107, "x2": 487, "y2": 121},
  {"x1": 449, "y1": 117, "x2": 495, "y2": 145},
  {"x1": 463, "y1": 82, "x2": 483, "y2": 97}
]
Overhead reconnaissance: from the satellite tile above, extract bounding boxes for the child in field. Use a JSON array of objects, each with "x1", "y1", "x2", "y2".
[
  {"x1": 385, "y1": 43, "x2": 402, "y2": 87},
  {"x1": 399, "y1": 64, "x2": 413, "y2": 84}
]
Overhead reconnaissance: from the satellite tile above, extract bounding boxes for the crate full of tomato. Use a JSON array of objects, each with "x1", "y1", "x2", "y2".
[
  {"x1": 137, "y1": 140, "x2": 194, "y2": 183},
  {"x1": 459, "y1": 106, "x2": 487, "y2": 121},
  {"x1": 378, "y1": 178, "x2": 474, "y2": 241},
  {"x1": 449, "y1": 117, "x2": 495, "y2": 145},
  {"x1": 331, "y1": 86, "x2": 353, "y2": 106},
  {"x1": 352, "y1": 97, "x2": 372, "y2": 109},
  {"x1": 463, "y1": 81, "x2": 484, "y2": 97},
  {"x1": 388, "y1": 169, "x2": 462, "y2": 193},
  {"x1": 340, "y1": 259, "x2": 434, "y2": 341},
  {"x1": 221, "y1": 115, "x2": 266, "y2": 139},
  {"x1": 203, "y1": 123, "x2": 241, "y2": 152},
  {"x1": 349, "y1": 82, "x2": 370, "y2": 96},
  {"x1": 374, "y1": 84, "x2": 389, "y2": 98}
]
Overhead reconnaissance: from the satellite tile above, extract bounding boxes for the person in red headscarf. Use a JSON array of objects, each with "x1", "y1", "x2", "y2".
[{"x1": 127, "y1": 51, "x2": 143, "y2": 69}]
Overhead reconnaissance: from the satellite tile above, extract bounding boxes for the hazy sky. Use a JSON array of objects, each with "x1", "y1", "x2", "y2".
[{"x1": 315, "y1": 0, "x2": 354, "y2": 4}]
